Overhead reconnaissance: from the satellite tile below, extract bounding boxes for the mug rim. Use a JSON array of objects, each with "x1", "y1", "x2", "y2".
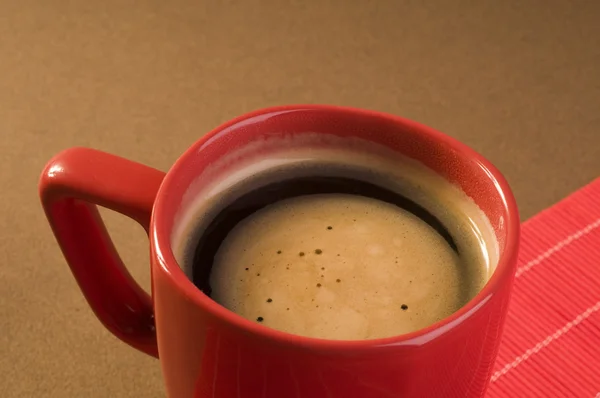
[{"x1": 151, "y1": 104, "x2": 520, "y2": 351}]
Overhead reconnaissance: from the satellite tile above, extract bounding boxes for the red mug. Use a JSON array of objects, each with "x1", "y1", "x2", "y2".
[{"x1": 39, "y1": 105, "x2": 520, "y2": 398}]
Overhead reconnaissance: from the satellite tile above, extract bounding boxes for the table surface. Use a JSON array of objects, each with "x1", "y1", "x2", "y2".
[{"x1": 1, "y1": 1, "x2": 599, "y2": 397}]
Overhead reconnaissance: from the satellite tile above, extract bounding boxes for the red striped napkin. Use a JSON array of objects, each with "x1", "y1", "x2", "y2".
[{"x1": 487, "y1": 178, "x2": 600, "y2": 398}]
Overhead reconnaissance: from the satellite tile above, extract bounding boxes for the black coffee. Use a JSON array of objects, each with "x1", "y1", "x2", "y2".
[{"x1": 173, "y1": 142, "x2": 496, "y2": 340}]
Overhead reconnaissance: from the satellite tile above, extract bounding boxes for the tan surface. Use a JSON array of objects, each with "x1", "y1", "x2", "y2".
[{"x1": 1, "y1": 1, "x2": 599, "y2": 397}]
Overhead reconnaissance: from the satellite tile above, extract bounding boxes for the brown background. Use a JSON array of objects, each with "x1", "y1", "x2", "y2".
[{"x1": 1, "y1": 1, "x2": 599, "y2": 397}]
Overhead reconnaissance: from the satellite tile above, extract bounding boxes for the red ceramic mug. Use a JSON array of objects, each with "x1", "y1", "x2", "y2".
[{"x1": 39, "y1": 105, "x2": 520, "y2": 398}]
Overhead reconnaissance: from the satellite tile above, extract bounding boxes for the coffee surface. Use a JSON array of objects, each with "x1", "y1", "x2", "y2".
[
  {"x1": 173, "y1": 134, "x2": 498, "y2": 341},
  {"x1": 209, "y1": 193, "x2": 484, "y2": 340}
]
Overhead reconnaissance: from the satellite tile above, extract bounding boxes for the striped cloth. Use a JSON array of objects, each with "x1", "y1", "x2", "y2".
[{"x1": 487, "y1": 178, "x2": 600, "y2": 397}]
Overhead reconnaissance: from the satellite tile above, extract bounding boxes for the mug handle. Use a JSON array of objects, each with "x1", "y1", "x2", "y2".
[{"x1": 39, "y1": 147, "x2": 166, "y2": 358}]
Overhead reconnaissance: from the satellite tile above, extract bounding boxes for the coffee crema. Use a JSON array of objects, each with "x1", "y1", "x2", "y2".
[{"x1": 173, "y1": 134, "x2": 498, "y2": 341}]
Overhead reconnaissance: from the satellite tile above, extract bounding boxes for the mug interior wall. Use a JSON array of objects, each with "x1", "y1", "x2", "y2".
[{"x1": 164, "y1": 108, "x2": 509, "y2": 276}]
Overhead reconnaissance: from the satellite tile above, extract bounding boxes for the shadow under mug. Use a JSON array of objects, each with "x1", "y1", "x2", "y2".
[{"x1": 39, "y1": 105, "x2": 520, "y2": 398}]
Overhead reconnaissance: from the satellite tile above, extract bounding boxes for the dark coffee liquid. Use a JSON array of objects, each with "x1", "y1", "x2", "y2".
[
  {"x1": 191, "y1": 176, "x2": 457, "y2": 296},
  {"x1": 174, "y1": 142, "x2": 495, "y2": 340}
]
